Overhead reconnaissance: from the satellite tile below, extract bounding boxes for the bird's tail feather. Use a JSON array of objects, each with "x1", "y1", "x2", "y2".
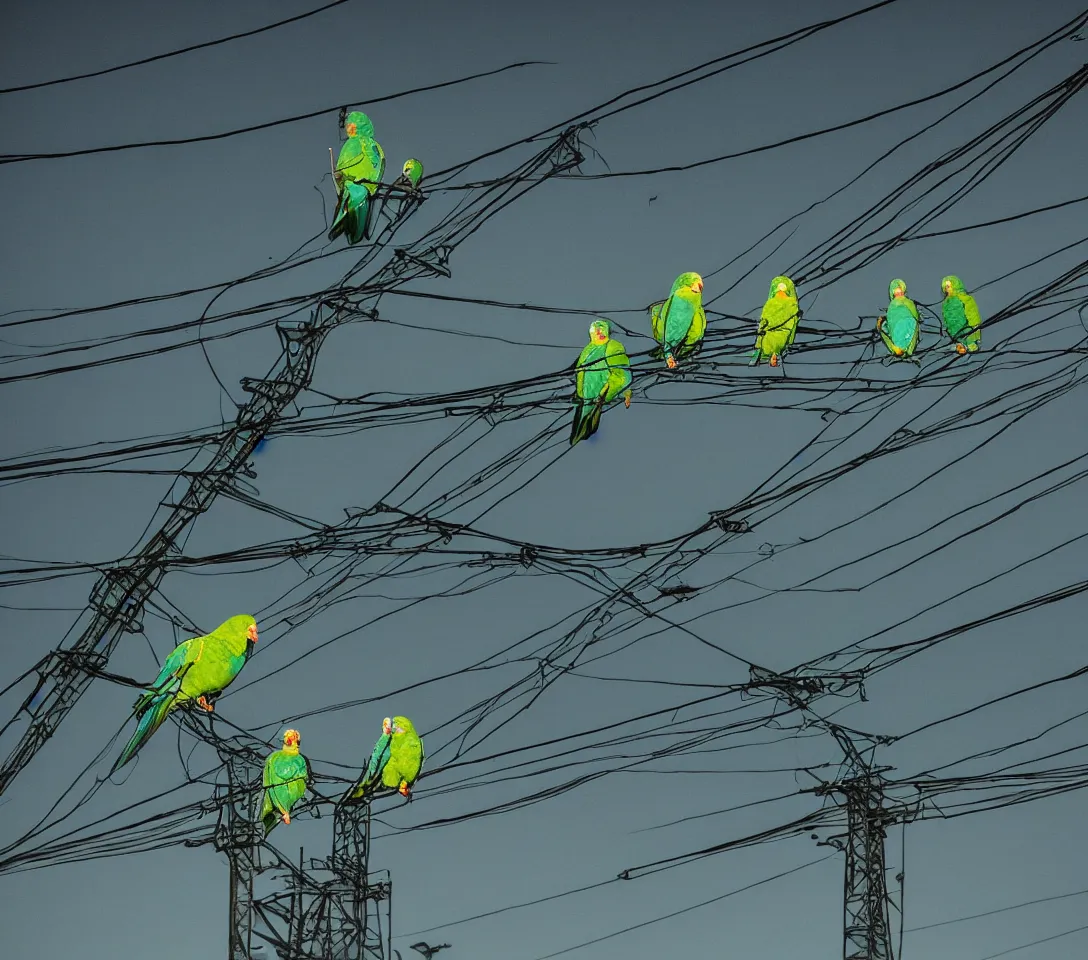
[
  {"x1": 570, "y1": 401, "x2": 603, "y2": 446},
  {"x1": 112, "y1": 693, "x2": 174, "y2": 773},
  {"x1": 346, "y1": 773, "x2": 378, "y2": 803}
]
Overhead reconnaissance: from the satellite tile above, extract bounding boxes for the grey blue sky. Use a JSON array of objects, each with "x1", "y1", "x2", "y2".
[{"x1": 2, "y1": 1, "x2": 1088, "y2": 958}]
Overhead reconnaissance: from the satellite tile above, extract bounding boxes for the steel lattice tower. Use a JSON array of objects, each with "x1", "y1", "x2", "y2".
[
  {"x1": 749, "y1": 671, "x2": 901, "y2": 960},
  {"x1": 0, "y1": 121, "x2": 586, "y2": 958},
  {"x1": 0, "y1": 125, "x2": 586, "y2": 801},
  {"x1": 815, "y1": 727, "x2": 898, "y2": 960},
  {"x1": 212, "y1": 735, "x2": 393, "y2": 960}
]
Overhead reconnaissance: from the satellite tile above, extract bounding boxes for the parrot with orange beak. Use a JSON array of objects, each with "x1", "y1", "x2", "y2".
[
  {"x1": 111, "y1": 616, "x2": 257, "y2": 774},
  {"x1": 261, "y1": 729, "x2": 310, "y2": 834},
  {"x1": 940, "y1": 275, "x2": 982, "y2": 354},
  {"x1": 876, "y1": 278, "x2": 920, "y2": 359},
  {"x1": 751, "y1": 275, "x2": 801, "y2": 368},
  {"x1": 329, "y1": 111, "x2": 385, "y2": 245},
  {"x1": 650, "y1": 272, "x2": 707, "y2": 369},
  {"x1": 344, "y1": 715, "x2": 425, "y2": 802}
]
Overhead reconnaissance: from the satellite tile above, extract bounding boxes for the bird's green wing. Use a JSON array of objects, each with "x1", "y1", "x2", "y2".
[
  {"x1": 262, "y1": 751, "x2": 278, "y2": 788},
  {"x1": 575, "y1": 341, "x2": 609, "y2": 400},
  {"x1": 133, "y1": 637, "x2": 203, "y2": 714},
  {"x1": 757, "y1": 298, "x2": 799, "y2": 356},
  {"x1": 687, "y1": 303, "x2": 707, "y2": 348},
  {"x1": 960, "y1": 293, "x2": 981, "y2": 348},
  {"x1": 347, "y1": 732, "x2": 391, "y2": 801},
  {"x1": 942, "y1": 296, "x2": 969, "y2": 339},
  {"x1": 962, "y1": 293, "x2": 982, "y2": 329},
  {"x1": 602, "y1": 339, "x2": 633, "y2": 402},
  {"x1": 385, "y1": 730, "x2": 425, "y2": 789},
  {"x1": 180, "y1": 629, "x2": 249, "y2": 702},
  {"x1": 756, "y1": 298, "x2": 774, "y2": 336},
  {"x1": 336, "y1": 138, "x2": 364, "y2": 178},
  {"x1": 662, "y1": 294, "x2": 696, "y2": 356},
  {"x1": 367, "y1": 140, "x2": 386, "y2": 193},
  {"x1": 148, "y1": 638, "x2": 198, "y2": 691},
  {"x1": 650, "y1": 301, "x2": 667, "y2": 346},
  {"x1": 366, "y1": 733, "x2": 392, "y2": 782}
]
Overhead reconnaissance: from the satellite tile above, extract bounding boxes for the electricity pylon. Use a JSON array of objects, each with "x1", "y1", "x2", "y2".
[
  {"x1": 0, "y1": 126, "x2": 587, "y2": 801},
  {"x1": 813, "y1": 726, "x2": 900, "y2": 960},
  {"x1": 750, "y1": 669, "x2": 902, "y2": 960},
  {"x1": 211, "y1": 734, "x2": 392, "y2": 960}
]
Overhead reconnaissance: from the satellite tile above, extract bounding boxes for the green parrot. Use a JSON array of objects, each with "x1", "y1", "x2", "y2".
[
  {"x1": 393, "y1": 158, "x2": 424, "y2": 192},
  {"x1": 650, "y1": 272, "x2": 707, "y2": 369},
  {"x1": 345, "y1": 716, "x2": 425, "y2": 802},
  {"x1": 329, "y1": 111, "x2": 386, "y2": 245},
  {"x1": 941, "y1": 275, "x2": 982, "y2": 354},
  {"x1": 751, "y1": 276, "x2": 801, "y2": 367},
  {"x1": 111, "y1": 615, "x2": 257, "y2": 773},
  {"x1": 570, "y1": 319, "x2": 633, "y2": 447},
  {"x1": 876, "y1": 278, "x2": 920, "y2": 359},
  {"x1": 260, "y1": 729, "x2": 310, "y2": 835}
]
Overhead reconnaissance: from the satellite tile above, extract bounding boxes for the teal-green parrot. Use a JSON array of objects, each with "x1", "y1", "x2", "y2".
[
  {"x1": 111, "y1": 615, "x2": 257, "y2": 773},
  {"x1": 329, "y1": 111, "x2": 386, "y2": 245},
  {"x1": 345, "y1": 716, "x2": 425, "y2": 802},
  {"x1": 941, "y1": 275, "x2": 982, "y2": 354},
  {"x1": 751, "y1": 276, "x2": 801, "y2": 367},
  {"x1": 393, "y1": 158, "x2": 424, "y2": 192},
  {"x1": 876, "y1": 278, "x2": 920, "y2": 359},
  {"x1": 570, "y1": 319, "x2": 633, "y2": 446},
  {"x1": 650, "y1": 272, "x2": 706, "y2": 369},
  {"x1": 261, "y1": 729, "x2": 310, "y2": 834}
]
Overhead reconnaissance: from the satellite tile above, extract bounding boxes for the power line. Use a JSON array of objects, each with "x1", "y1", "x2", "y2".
[{"x1": 0, "y1": 0, "x2": 355, "y2": 95}]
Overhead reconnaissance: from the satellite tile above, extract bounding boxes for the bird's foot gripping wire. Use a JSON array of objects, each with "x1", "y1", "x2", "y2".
[
  {"x1": 399, "y1": 780, "x2": 412, "y2": 800},
  {"x1": 770, "y1": 353, "x2": 780, "y2": 367},
  {"x1": 197, "y1": 696, "x2": 214, "y2": 713},
  {"x1": 955, "y1": 342, "x2": 967, "y2": 355},
  {"x1": 666, "y1": 355, "x2": 677, "y2": 369}
]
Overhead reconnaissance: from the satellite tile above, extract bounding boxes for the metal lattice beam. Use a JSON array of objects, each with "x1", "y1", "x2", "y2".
[
  {"x1": 0, "y1": 124, "x2": 587, "y2": 802},
  {"x1": 815, "y1": 727, "x2": 897, "y2": 960}
]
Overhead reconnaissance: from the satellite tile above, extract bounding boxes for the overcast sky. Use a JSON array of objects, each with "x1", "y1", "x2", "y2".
[{"x1": 2, "y1": 1, "x2": 1088, "y2": 958}]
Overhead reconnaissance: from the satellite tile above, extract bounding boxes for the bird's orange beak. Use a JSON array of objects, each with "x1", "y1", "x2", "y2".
[{"x1": 693, "y1": 280, "x2": 704, "y2": 293}]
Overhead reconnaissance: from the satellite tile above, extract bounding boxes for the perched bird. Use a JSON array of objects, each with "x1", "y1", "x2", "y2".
[
  {"x1": 346, "y1": 716, "x2": 425, "y2": 802},
  {"x1": 751, "y1": 276, "x2": 801, "y2": 368},
  {"x1": 570, "y1": 319, "x2": 632, "y2": 447},
  {"x1": 409, "y1": 943, "x2": 451, "y2": 959},
  {"x1": 650, "y1": 272, "x2": 706, "y2": 369},
  {"x1": 940, "y1": 275, "x2": 982, "y2": 354},
  {"x1": 112, "y1": 616, "x2": 257, "y2": 773},
  {"x1": 876, "y1": 278, "x2": 920, "y2": 359},
  {"x1": 261, "y1": 729, "x2": 310, "y2": 835},
  {"x1": 329, "y1": 111, "x2": 386, "y2": 245},
  {"x1": 393, "y1": 158, "x2": 424, "y2": 192}
]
